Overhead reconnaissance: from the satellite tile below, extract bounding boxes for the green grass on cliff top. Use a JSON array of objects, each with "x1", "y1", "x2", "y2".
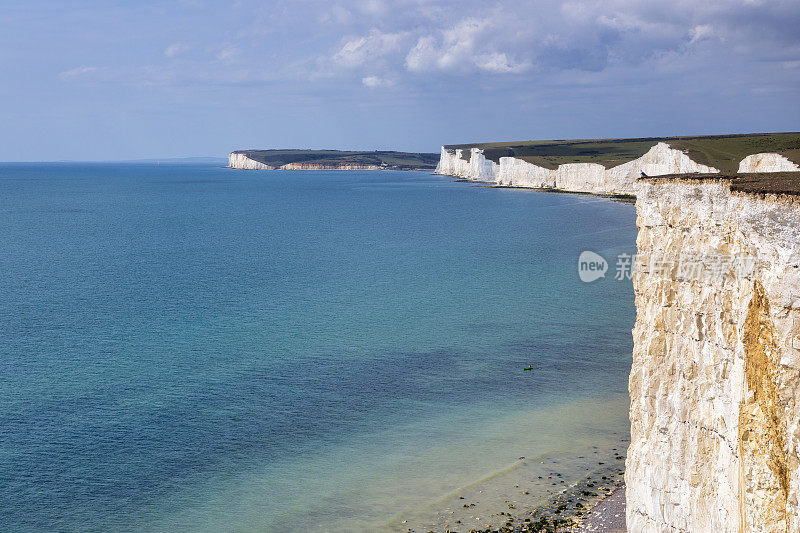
[
  {"x1": 235, "y1": 149, "x2": 439, "y2": 169},
  {"x1": 445, "y1": 132, "x2": 800, "y2": 173}
]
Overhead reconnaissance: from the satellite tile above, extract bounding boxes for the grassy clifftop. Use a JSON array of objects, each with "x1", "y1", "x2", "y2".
[
  {"x1": 445, "y1": 132, "x2": 800, "y2": 172},
  {"x1": 234, "y1": 149, "x2": 439, "y2": 170},
  {"x1": 643, "y1": 171, "x2": 800, "y2": 196}
]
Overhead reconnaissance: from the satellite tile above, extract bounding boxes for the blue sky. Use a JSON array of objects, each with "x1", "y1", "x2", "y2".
[{"x1": 2, "y1": 0, "x2": 799, "y2": 160}]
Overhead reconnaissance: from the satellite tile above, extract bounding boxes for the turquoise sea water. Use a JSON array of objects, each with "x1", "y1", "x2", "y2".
[{"x1": 0, "y1": 164, "x2": 636, "y2": 531}]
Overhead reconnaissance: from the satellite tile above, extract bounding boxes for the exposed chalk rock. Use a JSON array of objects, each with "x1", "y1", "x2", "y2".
[
  {"x1": 496, "y1": 156, "x2": 555, "y2": 188},
  {"x1": 555, "y1": 162, "x2": 606, "y2": 192},
  {"x1": 738, "y1": 153, "x2": 800, "y2": 173},
  {"x1": 228, "y1": 153, "x2": 392, "y2": 171},
  {"x1": 228, "y1": 152, "x2": 274, "y2": 170},
  {"x1": 435, "y1": 142, "x2": 721, "y2": 194},
  {"x1": 435, "y1": 147, "x2": 498, "y2": 181},
  {"x1": 436, "y1": 141, "x2": 796, "y2": 195},
  {"x1": 627, "y1": 179, "x2": 800, "y2": 532},
  {"x1": 605, "y1": 142, "x2": 719, "y2": 193}
]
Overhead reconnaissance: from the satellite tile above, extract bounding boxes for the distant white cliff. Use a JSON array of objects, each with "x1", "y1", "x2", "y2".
[
  {"x1": 227, "y1": 152, "x2": 388, "y2": 171},
  {"x1": 228, "y1": 152, "x2": 274, "y2": 170},
  {"x1": 739, "y1": 153, "x2": 800, "y2": 173},
  {"x1": 435, "y1": 142, "x2": 797, "y2": 195}
]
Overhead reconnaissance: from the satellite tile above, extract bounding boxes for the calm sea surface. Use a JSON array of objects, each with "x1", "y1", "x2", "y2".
[{"x1": 0, "y1": 164, "x2": 636, "y2": 531}]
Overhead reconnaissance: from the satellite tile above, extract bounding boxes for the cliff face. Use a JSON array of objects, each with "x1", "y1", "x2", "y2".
[
  {"x1": 739, "y1": 153, "x2": 800, "y2": 173},
  {"x1": 627, "y1": 178, "x2": 800, "y2": 532},
  {"x1": 228, "y1": 152, "x2": 275, "y2": 170},
  {"x1": 435, "y1": 147, "x2": 499, "y2": 181},
  {"x1": 436, "y1": 142, "x2": 722, "y2": 194}
]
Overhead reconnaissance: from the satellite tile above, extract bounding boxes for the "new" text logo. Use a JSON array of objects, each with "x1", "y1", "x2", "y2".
[{"x1": 578, "y1": 251, "x2": 608, "y2": 282}]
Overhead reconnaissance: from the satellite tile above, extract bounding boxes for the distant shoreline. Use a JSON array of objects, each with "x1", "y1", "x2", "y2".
[
  {"x1": 227, "y1": 149, "x2": 438, "y2": 171},
  {"x1": 227, "y1": 164, "x2": 435, "y2": 171}
]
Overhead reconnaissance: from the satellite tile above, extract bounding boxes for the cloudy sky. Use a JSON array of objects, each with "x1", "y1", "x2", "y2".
[{"x1": 2, "y1": 0, "x2": 799, "y2": 160}]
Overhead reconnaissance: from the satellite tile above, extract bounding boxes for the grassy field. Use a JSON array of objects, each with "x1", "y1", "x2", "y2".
[
  {"x1": 234, "y1": 149, "x2": 439, "y2": 170},
  {"x1": 445, "y1": 133, "x2": 800, "y2": 172}
]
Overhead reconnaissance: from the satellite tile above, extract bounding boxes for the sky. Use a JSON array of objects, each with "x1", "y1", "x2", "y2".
[{"x1": 1, "y1": 0, "x2": 799, "y2": 161}]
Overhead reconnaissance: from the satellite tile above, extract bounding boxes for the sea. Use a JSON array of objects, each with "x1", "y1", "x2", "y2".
[{"x1": 0, "y1": 163, "x2": 636, "y2": 531}]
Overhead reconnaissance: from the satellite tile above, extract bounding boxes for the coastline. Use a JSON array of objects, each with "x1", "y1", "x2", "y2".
[
  {"x1": 375, "y1": 394, "x2": 632, "y2": 533},
  {"x1": 443, "y1": 174, "x2": 638, "y2": 202},
  {"x1": 488, "y1": 184, "x2": 637, "y2": 203},
  {"x1": 576, "y1": 484, "x2": 626, "y2": 533},
  {"x1": 227, "y1": 149, "x2": 440, "y2": 171},
  {"x1": 227, "y1": 165, "x2": 437, "y2": 172},
  {"x1": 387, "y1": 439, "x2": 628, "y2": 532},
  {"x1": 137, "y1": 395, "x2": 633, "y2": 533}
]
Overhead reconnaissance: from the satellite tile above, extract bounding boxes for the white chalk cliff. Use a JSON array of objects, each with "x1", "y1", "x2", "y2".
[
  {"x1": 436, "y1": 142, "x2": 725, "y2": 195},
  {"x1": 228, "y1": 152, "x2": 275, "y2": 170},
  {"x1": 435, "y1": 147, "x2": 499, "y2": 181},
  {"x1": 627, "y1": 178, "x2": 800, "y2": 532},
  {"x1": 228, "y1": 152, "x2": 385, "y2": 171},
  {"x1": 739, "y1": 153, "x2": 800, "y2": 173}
]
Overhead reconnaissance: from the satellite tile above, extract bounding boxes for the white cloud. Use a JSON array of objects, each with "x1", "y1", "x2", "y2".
[
  {"x1": 334, "y1": 36, "x2": 370, "y2": 68},
  {"x1": 688, "y1": 24, "x2": 716, "y2": 45},
  {"x1": 405, "y1": 36, "x2": 439, "y2": 73},
  {"x1": 436, "y1": 18, "x2": 488, "y2": 70},
  {"x1": 405, "y1": 18, "x2": 499, "y2": 74},
  {"x1": 333, "y1": 29, "x2": 409, "y2": 68}
]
